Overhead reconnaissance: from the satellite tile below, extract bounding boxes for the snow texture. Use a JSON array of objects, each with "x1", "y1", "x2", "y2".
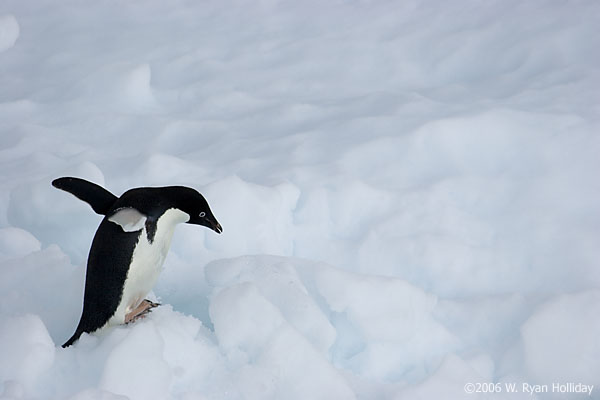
[
  {"x1": 1, "y1": 0, "x2": 599, "y2": 399},
  {"x1": 0, "y1": 14, "x2": 19, "y2": 53}
]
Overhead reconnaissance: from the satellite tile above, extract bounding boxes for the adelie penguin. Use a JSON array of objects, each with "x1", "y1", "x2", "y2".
[{"x1": 53, "y1": 177, "x2": 222, "y2": 348}]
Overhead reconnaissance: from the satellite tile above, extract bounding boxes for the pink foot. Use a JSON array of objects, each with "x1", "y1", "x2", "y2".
[{"x1": 125, "y1": 299, "x2": 160, "y2": 324}]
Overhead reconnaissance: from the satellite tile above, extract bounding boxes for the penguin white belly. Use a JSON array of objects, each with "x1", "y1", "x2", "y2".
[{"x1": 108, "y1": 208, "x2": 189, "y2": 326}]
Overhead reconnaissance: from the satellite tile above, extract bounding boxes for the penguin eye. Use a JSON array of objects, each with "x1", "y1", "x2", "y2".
[{"x1": 199, "y1": 212, "x2": 206, "y2": 218}]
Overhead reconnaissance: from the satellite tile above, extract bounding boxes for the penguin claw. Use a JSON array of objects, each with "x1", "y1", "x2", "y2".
[
  {"x1": 145, "y1": 300, "x2": 161, "y2": 308},
  {"x1": 125, "y1": 299, "x2": 161, "y2": 324}
]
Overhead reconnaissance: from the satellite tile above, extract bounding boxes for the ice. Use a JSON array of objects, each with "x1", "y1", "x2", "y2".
[{"x1": 1, "y1": 0, "x2": 599, "y2": 398}]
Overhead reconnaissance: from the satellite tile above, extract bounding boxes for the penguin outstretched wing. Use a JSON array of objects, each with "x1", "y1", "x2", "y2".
[{"x1": 52, "y1": 177, "x2": 118, "y2": 215}]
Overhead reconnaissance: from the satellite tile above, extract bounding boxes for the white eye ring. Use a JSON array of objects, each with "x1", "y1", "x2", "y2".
[{"x1": 199, "y1": 212, "x2": 206, "y2": 218}]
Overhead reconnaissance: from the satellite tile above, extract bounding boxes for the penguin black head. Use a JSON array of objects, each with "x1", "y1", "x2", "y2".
[
  {"x1": 120, "y1": 185, "x2": 223, "y2": 235},
  {"x1": 169, "y1": 186, "x2": 223, "y2": 234}
]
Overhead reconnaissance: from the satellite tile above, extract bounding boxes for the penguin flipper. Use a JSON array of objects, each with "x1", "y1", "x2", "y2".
[{"x1": 52, "y1": 177, "x2": 118, "y2": 215}]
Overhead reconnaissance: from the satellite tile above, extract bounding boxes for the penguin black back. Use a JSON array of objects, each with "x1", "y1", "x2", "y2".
[{"x1": 62, "y1": 220, "x2": 140, "y2": 347}]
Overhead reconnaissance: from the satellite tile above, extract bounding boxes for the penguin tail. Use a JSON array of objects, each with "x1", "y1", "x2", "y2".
[{"x1": 62, "y1": 329, "x2": 84, "y2": 348}]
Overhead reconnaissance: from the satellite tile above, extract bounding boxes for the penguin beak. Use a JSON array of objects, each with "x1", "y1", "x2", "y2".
[
  {"x1": 189, "y1": 215, "x2": 223, "y2": 234},
  {"x1": 212, "y1": 221, "x2": 223, "y2": 234}
]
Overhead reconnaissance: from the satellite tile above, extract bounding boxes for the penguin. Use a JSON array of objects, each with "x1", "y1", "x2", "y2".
[{"x1": 53, "y1": 177, "x2": 222, "y2": 348}]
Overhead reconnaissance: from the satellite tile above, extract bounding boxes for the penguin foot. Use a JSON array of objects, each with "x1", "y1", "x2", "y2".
[{"x1": 125, "y1": 299, "x2": 161, "y2": 324}]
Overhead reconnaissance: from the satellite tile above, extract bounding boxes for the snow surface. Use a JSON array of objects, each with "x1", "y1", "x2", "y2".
[
  {"x1": 1, "y1": 0, "x2": 599, "y2": 399},
  {"x1": 0, "y1": 15, "x2": 19, "y2": 53}
]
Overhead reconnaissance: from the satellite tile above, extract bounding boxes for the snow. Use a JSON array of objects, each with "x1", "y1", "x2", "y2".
[
  {"x1": 0, "y1": 227, "x2": 41, "y2": 260},
  {"x1": 0, "y1": 314, "x2": 55, "y2": 388},
  {"x1": 1, "y1": 0, "x2": 599, "y2": 399},
  {"x1": 0, "y1": 15, "x2": 19, "y2": 53},
  {"x1": 521, "y1": 291, "x2": 600, "y2": 385}
]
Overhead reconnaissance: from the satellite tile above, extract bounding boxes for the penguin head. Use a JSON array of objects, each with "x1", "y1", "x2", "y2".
[
  {"x1": 185, "y1": 203, "x2": 223, "y2": 234},
  {"x1": 169, "y1": 187, "x2": 223, "y2": 234},
  {"x1": 108, "y1": 185, "x2": 223, "y2": 234}
]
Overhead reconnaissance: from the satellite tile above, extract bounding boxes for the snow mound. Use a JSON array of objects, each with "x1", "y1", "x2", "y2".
[
  {"x1": 394, "y1": 354, "x2": 502, "y2": 400},
  {"x1": 314, "y1": 264, "x2": 458, "y2": 381},
  {"x1": 0, "y1": 253, "x2": 460, "y2": 399},
  {"x1": 7, "y1": 163, "x2": 105, "y2": 264},
  {"x1": 521, "y1": 291, "x2": 600, "y2": 387},
  {"x1": 207, "y1": 256, "x2": 458, "y2": 383},
  {"x1": 99, "y1": 322, "x2": 171, "y2": 400},
  {"x1": 210, "y1": 282, "x2": 355, "y2": 399},
  {"x1": 0, "y1": 314, "x2": 54, "y2": 389},
  {"x1": 206, "y1": 256, "x2": 336, "y2": 354},
  {"x1": 121, "y1": 64, "x2": 156, "y2": 109},
  {"x1": 0, "y1": 15, "x2": 19, "y2": 52},
  {"x1": 201, "y1": 176, "x2": 300, "y2": 257},
  {"x1": 0, "y1": 245, "x2": 82, "y2": 343},
  {"x1": 0, "y1": 226, "x2": 40, "y2": 260},
  {"x1": 71, "y1": 63, "x2": 157, "y2": 112}
]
